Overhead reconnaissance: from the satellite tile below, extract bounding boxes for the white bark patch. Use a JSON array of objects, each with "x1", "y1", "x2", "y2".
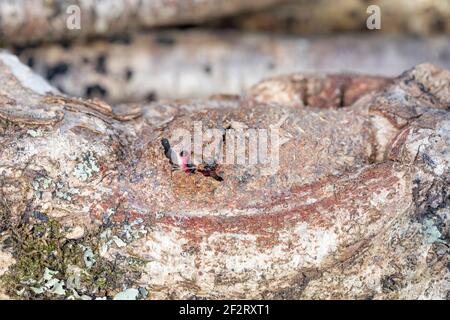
[
  {"x1": 0, "y1": 250, "x2": 15, "y2": 277},
  {"x1": 0, "y1": 51, "x2": 58, "y2": 95}
]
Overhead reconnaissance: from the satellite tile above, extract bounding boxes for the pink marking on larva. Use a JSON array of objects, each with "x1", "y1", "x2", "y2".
[
  {"x1": 180, "y1": 153, "x2": 190, "y2": 173},
  {"x1": 179, "y1": 150, "x2": 195, "y2": 173}
]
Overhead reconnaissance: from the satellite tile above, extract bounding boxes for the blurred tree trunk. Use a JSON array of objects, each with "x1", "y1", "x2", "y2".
[
  {"x1": 0, "y1": 0, "x2": 284, "y2": 45},
  {"x1": 16, "y1": 30, "x2": 450, "y2": 103},
  {"x1": 211, "y1": 0, "x2": 450, "y2": 35}
]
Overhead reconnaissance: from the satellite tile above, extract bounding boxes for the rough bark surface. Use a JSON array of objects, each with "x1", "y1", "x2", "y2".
[
  {"x1": 15, "y1": 31, "x2": 450, "y2": 104},
  {"x1": 0, "y1": 53, "x2": 448, "y2": 299},
  {"x1": 0, "y1": 0, "x2": 283, "y2": 46}
]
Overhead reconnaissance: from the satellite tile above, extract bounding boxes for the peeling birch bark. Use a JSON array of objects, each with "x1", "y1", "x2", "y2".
[
  {"x1": 213, "y1": 0, "x2": 450, "y2": 35},
  {"x1": 0, "y1": 53, "x2": 448, "y2": 299},
  {"x1": 15, "y1": 31, "x2": 450, "y2": 104},
  {"x1": 0, "y1": 0, "x2": 283, "y2": 45}
]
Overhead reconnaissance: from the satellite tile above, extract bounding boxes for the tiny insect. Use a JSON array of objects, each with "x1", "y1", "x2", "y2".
[
  {"x1": 161, "y1": 138, "x2": 195, "y2": 172},
  {"x1": 161, "y1": 138, "x2": 223, "y2": 181}
]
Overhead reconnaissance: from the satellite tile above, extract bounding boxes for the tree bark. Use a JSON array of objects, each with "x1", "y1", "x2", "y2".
[
  {"x1": 211, "y1": 0, "x2": 450, "y2": 35},
  {"x1": 14, "y1": 30, "x2": 450, "y2": 104},
  {"x1": 0, "y1": 53, "x2": 448, "y2": 299},
  {"x1": 0, "y1": 0, "x2": 283, "y2": 46}
]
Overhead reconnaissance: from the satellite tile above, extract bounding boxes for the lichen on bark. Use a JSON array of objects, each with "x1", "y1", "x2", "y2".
[{"x1": 0, "y1": 52, "x2": 448, "y2": 299}]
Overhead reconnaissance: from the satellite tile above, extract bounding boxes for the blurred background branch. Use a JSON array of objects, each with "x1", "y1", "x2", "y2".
[{"x1": 1, "y1": 0, "x2": 449, "y2": 102}]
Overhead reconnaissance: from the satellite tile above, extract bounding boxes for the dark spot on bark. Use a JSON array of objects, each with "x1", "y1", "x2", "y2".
[
  {"x1": 125, "y1": 68, "x2": 133, "y2": 81},
  {"x1": 13, "y1": 45, "x2": 26, "y2": 56},
  {"x1": 267, "y1": 62, "x2": 275, "y2": 70},
  {"x1": 85, "y1": 84, "x2": 108, "y2": 98},
  {"x1": 402, "y1": 74, "x2": 415, "y2": 85},
  {"x1": 433, "y1": 16, "x2": 446, "y2": 32},
  {"x1": 413, "y1": 178, "x2": 448, "y2": 238},
  {"x1": 46, "y1": 63, "x2": 69, "y2": 81},
  {"x1": 406, "y1": 254, "x2": 418, "y2": 270},
  {"x1": 60, "y1": 40, "x2": 72, "y2": 50},
  {"x1": 381, "y1": 274, "x2": 404, "y2": 292},
  {"x1": 236, "y1": 172, "x2": 251, "y2": 184},
  {"x1": 109, "y1": 33, "x2": 132, "y2": 44},
  {"x1": 96, "y1": 55, "x2": 107, "y2": 74},
  {"x1": 176, "y1": 24, "x2": 197, "y2": 30},
  {"x1": 203, "y1": 65, "x2": 212, "y2": 74},
  {"x1": 146, "y1": 92, "x2": 157, "y2": 102},
  {"x1": 285, "y1": 16, "x2": 297, "y2": 31},
  {"x1": 268, "y1": 270, "x2": 320, "y2": 299},
  {"x1": 32, "y1": 211, "x2": 49, "y2": 222},
  {"x1": 155, "y1": 34, "x2": 176, "y2": 46},
  {"x1": 26, "y1": 56, "x2": 35, "y2": 68},
  {"x1": 102, "y1": 210, "x2": 114, "y2": 227},
  {"x1": 198, "y1": 161, "x2": 223, "y2": 181},
  {"x1": 349, "y1": 9, "x2": 359, "y2": 18},
  {"x1": 82, "y1": 57, "x2": 90, "y2": 64},
  {"x1": 422, "y1": 153, "x2": 436, "y2": 168},
  {"x1": 417, "y1": 82, "x2": 430, "y2": 94}
]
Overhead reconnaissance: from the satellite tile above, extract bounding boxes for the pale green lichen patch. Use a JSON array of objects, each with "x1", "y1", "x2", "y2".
[
  {"x1": 99, "y1": 229, "x2": 128, "y2": 256},
  {"x1": 27, "y1": 129, "x2": 43, "y2": 138},
  {"x1": 422, "y1": 218, "x2": 443, "y2": 244},
  {"x1": 112, "y1": 286, "x2": 148, "y2": 300},
  {"x1": 81, "y1": 246, "x2": 95, "y2": 269},
  {"x1": 31, "y1": 176, "x2": 80, "y2": 202},
  {"x1": 98, "y1": 208, "x2": 148, "y2": 257},
  {"x1": 55, "y1": 181, "x2": 80, "y2": 201},
  {"x1": 122, "y1": 219, "x2": 147, "y2": 241},
  {"x1": 55, "y1": 190, "x2": 77, "y2": 201},
  {"x1": 30, "y1": 268, "x2": 66, "y2": 296},
  {"x1": 98, "y1": 218, "x2": 147, "y2": 257},
  {"x1": 32, "y1": 176, "x2": 53, "y2": 193},
  {"x1": 113, "y1": 288, "x2": 139, "y2": 300},
  {"x1": 73, "y1": 151, "x2": 100, "y2": 182}
]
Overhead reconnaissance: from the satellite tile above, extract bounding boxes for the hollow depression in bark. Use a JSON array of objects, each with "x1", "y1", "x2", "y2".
[{"x1": 0, "y1": 53, "x2": 448, "y2": 299}]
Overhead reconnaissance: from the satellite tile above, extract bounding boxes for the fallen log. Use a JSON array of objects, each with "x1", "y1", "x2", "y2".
[
  {"x1": 0, "y1": 0, "x2": 283, "y2": 46},
  {"x1": 0, "y1": 53, "x2": 448, "y2": 299},
  {"x1": 15, "y1": 31, "x2": 450, "y2": 103},
  {"x1": 212, "y1": 0, "x2": 450, "y2": 35}
]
